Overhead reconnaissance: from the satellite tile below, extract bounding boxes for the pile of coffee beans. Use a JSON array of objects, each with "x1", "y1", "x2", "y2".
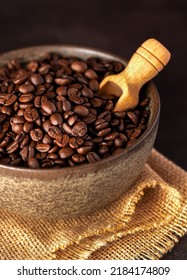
[{"x1": 0, "y1": 53, "x2": 150, "y2": 168}]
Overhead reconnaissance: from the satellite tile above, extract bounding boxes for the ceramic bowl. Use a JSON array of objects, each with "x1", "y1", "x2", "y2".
[{"x1": 0, "y1": 45, "x2": 160, "y2": 219}]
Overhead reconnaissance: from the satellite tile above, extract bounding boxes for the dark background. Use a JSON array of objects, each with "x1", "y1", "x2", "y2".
[{"x1": 0, "y1": 0, "x2": 186, "y2": 259}]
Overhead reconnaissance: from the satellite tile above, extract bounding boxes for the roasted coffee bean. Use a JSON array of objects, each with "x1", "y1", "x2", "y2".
[
  {"x1": 129, "y1": 128, "x2": 142, "y2": 139},
  {"x1": 74, "y1": 105, "x2": 89, "y2": 117},
  {"x1": 55, "y1": 134, "x2": 69, "y2": 148},
  {"x1": 24, "y1": 108, "x2": 39, "y2": 122},
  {"x1": 11, "y1": 116, "x2": 25, "y2": 124},
  {"x1": 27, "y1": 61, "x2": 38, "y2": 72},
  {"x1": 59, "y1": 147, "x2": 74, "y2": 159},
  {"x1": 77, "y1": 146, "x2": 92, "y2": 155},
  {"x1": 3, "y1": 93, "x2": 17, "y2": 106},
  {"x1": 86, "y1": 152, "x2": 101, "y2": 163},
  {"x1": 42, "y1": 133, "x2": 52, "y2": 145},
  {"x1": 82, "y1": 112, "x2": 97, "y2": 124},
  {"x1": 23, "y1": 122, "x2": 34, "y2": 133},
  {"x1": 20, "y1": 135, "x2": 30, "y2": 149},
  {"x1": 104, "y1": 132, "x2": 118, "y2": 141},
  {"x1": 36, "y1": 143, "x2": 51, "y2": 153},
  {"x1": 30, "y1": 128, "x2": 43, "y2": 141},
  {"x1": 97, "y1": 127, "x2": 111, "y2": 137},
  {"x1": 71, "y1": 61, "x2": 87, "y2": 73},
  {"x1": 12, "y1": 123, "x2": 23, "y2": 134},
  {"x1": 127, "y1": 111, "x2": 139, "y2": 125},
  {"x1": 30, "y1": 74, "x2": 44, "y2": 85},
  {"x1": 71, "y1": 153, "x2": 85, "y2": 163},
  {"x1": 41, "y1": 96, "x2": 56, "y2": 115},
  {"x1": 27, "y1": 158, "x2": 40, "y2": 169},
  {"x1": 62, "y1": 123, "x2": 73, "y2": 136},
  {"x1": 69, "y1": 94, "x2": 84, "y2": 104},
  {"x1": 72, "y1": 121, "x2": 87, "y2": 137},
  {"x1": 95, "y1": 119, "x2": 109, "y2": 130},
  {"x1": 50, "y1": 113, "x2": 63, "y2": 126},
  {"x1": 81, "y1": 87, "x2": 94, "y2": 98},
  {"x1": 0, "y1": 136, "x2": 11, "y2": 148},
  {"x1": 6, "y1": 141, "x2": 19, "y2": 154},
  {"x1": 89, "y1": 79, "x2": 99, "y2": 92},
  {"x1": 19, "y1": 93, "x2": 33, "y2": 103},
  {"x1": 90, "y1": 98, "x2": 103, "y2": 108},
  {"x1": 84, "y1": 69, "x2": 98, "y2": 80},
  {"x1": 19, "y1": 83, "x2": 34, "y2": 93},
  {"x1": 48, "y1": 126, "x2": 61, "y2": 139},
  {"x1": 13, "y1": 74, "x2": 28, "y2": 85},
  {"x1": 69, "y1": 137, "x2": 84, "y2": 149},
  {"x1": 67, "y1": 115, "x2": 77, "y2": 126},
  {"x1": 62, "y1": 99, "x2": 71, "y2": 111},
  {"x1": 56, "y1": 86, "x2": 67, "y2": 96},
  {"x1": 98, "y1": 146, "x2": 109, "y2": 155},
  {"x1": 1, "y1": 106, "x2": 12, "y2": 116},
  {"x1": 15, "y1": 131, "x2": 25, "y2": 143}
]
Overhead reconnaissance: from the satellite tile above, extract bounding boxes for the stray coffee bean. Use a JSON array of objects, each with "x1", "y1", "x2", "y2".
[{"x1": 0, "y1": 53, "x2": 150, "y2": 168}]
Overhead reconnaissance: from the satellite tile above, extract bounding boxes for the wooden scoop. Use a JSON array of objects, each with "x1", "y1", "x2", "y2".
[{"x1": 99, "y1": 38, "x2": 171, "y2": 112}]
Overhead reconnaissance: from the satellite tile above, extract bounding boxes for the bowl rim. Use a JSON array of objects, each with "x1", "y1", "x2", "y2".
[{"x1": 0, "y1": 44, "x2": 160, "y2": 174}]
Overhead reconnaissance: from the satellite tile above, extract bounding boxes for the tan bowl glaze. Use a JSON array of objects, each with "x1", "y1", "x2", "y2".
[{"x1": 0, "y1": 45, "x2": 160, "y2": 219}]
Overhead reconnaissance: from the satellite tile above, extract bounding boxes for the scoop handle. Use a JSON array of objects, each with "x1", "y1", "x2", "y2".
[{"x1": 114, "y1": 38, "x2": 171, "y2": 111}]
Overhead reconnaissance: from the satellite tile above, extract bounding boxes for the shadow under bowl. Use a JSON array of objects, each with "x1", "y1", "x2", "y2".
[{"x1": 0, "y1": 45, "x2": 160, "y2": 219}]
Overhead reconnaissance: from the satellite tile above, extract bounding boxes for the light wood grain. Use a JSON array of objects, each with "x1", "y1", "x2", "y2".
[{"x1": 99, "y1": 38, "x2": 171, "y2": 111}]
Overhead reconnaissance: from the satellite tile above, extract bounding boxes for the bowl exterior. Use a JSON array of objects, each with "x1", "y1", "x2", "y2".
[{"x1": 0, "y1": 46, "x2": 160, "y2": 219}]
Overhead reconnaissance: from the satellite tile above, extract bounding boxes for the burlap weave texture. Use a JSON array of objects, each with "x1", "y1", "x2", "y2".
[{"x1": 0, "y1": 149, "x2": 186, "y2": 259}]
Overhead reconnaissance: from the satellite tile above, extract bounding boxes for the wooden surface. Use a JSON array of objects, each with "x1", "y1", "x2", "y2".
[{"x1": 0, "y1": 0, "x2": 186, "y2": 259}]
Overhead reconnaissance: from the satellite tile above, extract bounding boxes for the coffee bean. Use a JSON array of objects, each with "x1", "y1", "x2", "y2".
[
  {"x1": 30, "y1": 128, "x2": 43, "y2": 141},
  {"x1": 26, "y1": 61, "x2": 38, "y2": 72},
  {"x1": 90, "y1": 98, "x2": 103, "y2": 108},
  {"x1": 42, "y1": 133, "x2": 52, "y2": 144},
  {"x1": 24, "y1": 108, "x2": 39, "y2": 122},
  {"x1": 89, "y1": 79, "x2": 99, "y2": 92},
  {"x1": 50, "y1": 113, "x2": 63, "y2": 126},
  {"x1": 71, "y1": 153, "x2": 85, "y2": 163},
  {"x1": 69, "y1": 137, "x2": 84, "y2": 149},
  {"x1": 81, "y1": 87, "x2": 94, "y2": 98},
  {"x1": 74, "y1": 105, "x2": 89, "y2": 117},
  {"x1": 6, "y1": 141, "x2": 19, "y2": 154},
  {"x1": 0, "y1": 136, "x2": 11, "y2": 148},
  {"x1": 30, "y1": 74, "x2": 44, "y2": 85},
  {"x1": 48, "y1": 126, "x2": 61, "y2": 139},
  {"x1": 3, "y1": 94, "x2": 17, "y2": 106},
  {"x1": 77, "y1": 146, "x2": 92, "y2": 155},
  {"x1": 127, "y1": 111, "x2": 139, "y2": 125},
  {"x1": 41, "y1": 96, "x2": 56, "y2": 115},
  {"x1": 104, "y1": 131, "x2": 118, "y2": 141},
  {"x1": 62, "y1": 123, "x2": 73, "y2": 136},
  {"x1": 72, "y1": 121, "x2": 87, "y2": 137},
  {"x1": 69, "y1": 94, "x2": 84, "y2": 104},
  {"x1": 56, "y1": 86, "x2": 67, "y2": 96},
  {"x1": 71, "y1": 61, "x2": 87, "y2": 73},
  {"x1": 19, "y1": 93, "x2": 33, "y2": 103},
  {"x1": 67, "y1": 115, "x2": 77, "y2": 126},
  {"x1": 62, "y1": 99, "x2": 72, "y2": 111},
  {"x1": 97, "y1": 127, "x2": 111, "y2": 137},
  {"x1": 12, "y1": 123, "x2": 23, "y2": 134},
  {"x1": 11, "y1": 116, "x2": 25, "y2": 124},
  {"x1": 19, "y1": 83, "x2": 35, "y2": 93},
  {"x1": 15, "y1": 131, "x2": 25, "y2": 143},
  {"x1": 55, "y1": 134, "x2": 69, "y2": 148},
  {"x1": 36, "y1": 143, "x2": 51, "y2": 152},
  {"x1": 59, "y1": 147, "x2": 74, "y2": 159},
  {"x1": 27, "y1": 158, "x2": 40, "y2": 169},
  {"x1": 23, "y1": 122, "x2": 34, "y2": 133},
  {"x1": 86, "y1": 152, "x2": 101, "y2": 163},
  {"x1": 95, "y1": 119, "x2": 109, "y2": 130},
  {"x1": 129, "y1": 128, "x2": 142, "y2": 139},
  {"x1": 84, "y1": 69, "x2": 98, "y2": 80}
]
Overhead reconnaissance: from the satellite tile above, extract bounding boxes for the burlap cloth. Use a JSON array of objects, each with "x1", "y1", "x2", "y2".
[{"x1": 0, "y1": 149, "x2": 187, "y2": 260}]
